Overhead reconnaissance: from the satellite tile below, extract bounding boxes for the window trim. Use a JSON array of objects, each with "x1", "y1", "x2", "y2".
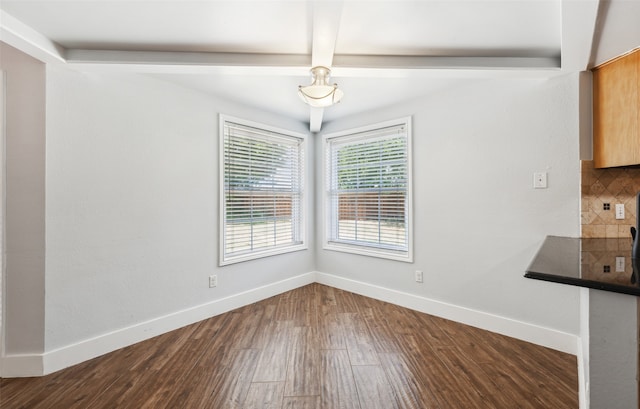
[
  {"x1": 219, "y1": 114, "x2": 308, "y2": 266},
  {"x1": 322, "y1": 117, "x2": 413, "y2": 263}
]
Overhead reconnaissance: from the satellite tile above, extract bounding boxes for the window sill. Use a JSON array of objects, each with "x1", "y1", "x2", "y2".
[
  {"x1": 220, "y1": 243, "x2": 308, "y2": 266},
  {"x1": 323, "y1": 241, "x2": 413, "y2": 263}
]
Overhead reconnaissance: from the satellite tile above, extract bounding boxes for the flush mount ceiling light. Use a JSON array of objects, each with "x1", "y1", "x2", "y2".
[{"x1": 298, "y1": 66, "x2": 344, "y2": 108}]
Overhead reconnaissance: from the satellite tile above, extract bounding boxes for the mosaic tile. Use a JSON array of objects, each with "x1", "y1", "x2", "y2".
[
  {"x1": 606, "y1": 224, "x2": 619, "y2": 237},
  {"x1": 580, "y1": 160, "x2": 640, "y2": 238}
]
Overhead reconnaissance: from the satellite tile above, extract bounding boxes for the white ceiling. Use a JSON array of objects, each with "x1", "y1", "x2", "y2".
[{"x1": 1, "y1": 0, "x2": 632, "y2": 131}]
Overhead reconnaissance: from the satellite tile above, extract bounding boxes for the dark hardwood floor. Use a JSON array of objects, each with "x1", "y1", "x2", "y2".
[{"x1": 0, "y1": 283, "x2": 578, "y2": 408}]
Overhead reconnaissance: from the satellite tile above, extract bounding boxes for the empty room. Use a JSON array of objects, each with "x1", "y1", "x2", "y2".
[{"x1": 1, "y1": 1, "x2": 640, "y2": 408}]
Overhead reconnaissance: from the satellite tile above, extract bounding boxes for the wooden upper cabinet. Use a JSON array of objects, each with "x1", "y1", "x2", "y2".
[{"x1": 593, "y1": 48, "x2": 640, "y2": 168}]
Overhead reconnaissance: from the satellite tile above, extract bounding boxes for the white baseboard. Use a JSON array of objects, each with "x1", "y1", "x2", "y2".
[
  {"x1": 1, "y1": 272, "x2": 316, "y2": 377},
  {"x1": 1, "y1": 353, "x2": 43, "y2": 377},
  {"x1": 2, "y1": 270, "x2": 580, "y2": 378},
  {"x1": 315, "y1": 271, "x2": 579, "y2": 355}
]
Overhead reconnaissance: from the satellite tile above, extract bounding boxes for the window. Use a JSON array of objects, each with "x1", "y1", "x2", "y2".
[
  {"x1": 220, "y1": 115, "x2": 306, "y2": 265},
  {"x1": 323, "y1": 117, "x2": 412, "y2": 262}
]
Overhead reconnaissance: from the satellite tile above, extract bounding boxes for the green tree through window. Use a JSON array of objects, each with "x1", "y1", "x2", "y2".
[{"x1": 324, "y1": 118, "x2": 412, "y2": 262}]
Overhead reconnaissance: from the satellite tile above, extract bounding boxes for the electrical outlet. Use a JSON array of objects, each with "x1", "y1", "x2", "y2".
[
  {"x1": 533, "y1": 172, "x2": 547, "y2": 189},
  {"x1": 209, "y1": 275, "x2": 217, "y2": 288},
  {"x1": 415, "y1": 270, "x2": 423, "y2": 283},
  {"x1": 616, "y1": 257, "x2": 625, "y2": 272},
  {"x1": 615, "y1": 204, "x2": 625, "y2": 220}
]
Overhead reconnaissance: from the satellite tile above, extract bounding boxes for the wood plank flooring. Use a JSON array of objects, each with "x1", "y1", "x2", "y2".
[{"x1": 0, "y1": 283, "x2": 578, "y2": 408}]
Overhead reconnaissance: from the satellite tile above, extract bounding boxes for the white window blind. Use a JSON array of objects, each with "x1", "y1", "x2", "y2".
[
  {"x1": 324, "y1": 118, "x2": 412, "y2": 261},
  {"x1": 221, "y1": 117, "x2": 305, "y2": 265}
]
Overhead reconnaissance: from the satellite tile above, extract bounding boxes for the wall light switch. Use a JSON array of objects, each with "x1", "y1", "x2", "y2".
[
  {"x1": 616, "y1": 257, "x2": 625, "y2": 272},
  {"x1": 615, "y1": 204, "x2": 625, "y2": 220},
  {"x1": 533, "y1": 172, "x2": 547, "y2": 189}
]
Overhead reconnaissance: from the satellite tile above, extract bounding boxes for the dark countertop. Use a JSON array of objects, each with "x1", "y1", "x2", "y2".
[{"x1": 525, "y1": 235, "x2": 640, "y2": 296}]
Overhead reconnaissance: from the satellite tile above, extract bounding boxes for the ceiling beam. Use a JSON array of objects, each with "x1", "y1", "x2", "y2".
[
  {"x1": 65, "y1": 49, "x2": 311, "y2": 75},
  {"x1": 0, "y1": 10, "x2": 66, "y2": 64},
  {"x1": 309, "y1": 107, "x2": 324, "y2": 133},
  {"x1": 66, "y1": 49, "x2": 311, "y2": 68},
  {"x1": 67, "y1": 49, "x2": 561, "y2": 74},
  {"x1": 333, "y1": 55, "x2": 560, "y2": 70},
  {"x1": 65, "y1": 49, "x2": 562, "y2": 75},
  {"x1": 311, "y1": 0, "x2": 343, "y2": 68},
  {"x1": 307, "y1": 0, "x2": 345, "y2": 132}
]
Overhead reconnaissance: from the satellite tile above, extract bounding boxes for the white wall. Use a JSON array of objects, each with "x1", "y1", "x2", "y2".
[
  {"x1": 593, "y1": 0, "x2": 640, "y2": 66},
  {"x1": 317, "y1": 74, "x2": 582, "y2": 338},
  {"x1": 0, "y1": 69, "x2": 3, "y2": 359},
  {"x1": 4, "y1": 61, "x2": 583, "y2": 373},
  {"x1": 44, "y1": 66, "x2": 314, "y2": 351},
  {"x1": 0, "y1": 43, "x2": 46, "y2": 356}
]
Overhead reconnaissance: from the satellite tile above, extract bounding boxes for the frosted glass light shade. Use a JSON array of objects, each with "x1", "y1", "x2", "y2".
[{"x1": 298, "y1": 66, "x2": 343, "y2": 108}]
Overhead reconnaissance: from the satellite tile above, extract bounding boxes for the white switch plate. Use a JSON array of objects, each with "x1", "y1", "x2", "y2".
[
  {"x1": 615, "y1": 204, "x2": 625, "y2": 220},
  {"x1": 209, "y1": 275, "x2": 217, "y2": 288},
  {"x1": 533, "y1": 172, "x2": 547, "y2": 189},
  {"x1": 616, "y1": 257, "x2": 625, "y2": 272},
  {"x1": 415, "y1": 270, "x2": 423, "y2": 283}
]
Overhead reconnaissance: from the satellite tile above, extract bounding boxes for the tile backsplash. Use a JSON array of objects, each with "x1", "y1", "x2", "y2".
[{"x1": 581, "y1": 160, "x2": 640, "y2": 238}]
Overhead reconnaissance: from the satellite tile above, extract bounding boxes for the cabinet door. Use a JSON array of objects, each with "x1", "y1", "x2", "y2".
[{"x1": 593, "y1": 50, "x2": 640, "y2": 168}]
